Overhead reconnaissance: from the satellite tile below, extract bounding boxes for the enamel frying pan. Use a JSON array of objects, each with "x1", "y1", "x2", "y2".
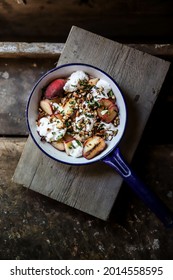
[{"x1": 27, "y1": 63, "x2": 173, "y2": 227}]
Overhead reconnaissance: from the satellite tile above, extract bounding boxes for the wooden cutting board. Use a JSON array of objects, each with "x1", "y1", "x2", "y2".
[{"x1": 13, "y1": 26, "x2": 170, "y2": 220}]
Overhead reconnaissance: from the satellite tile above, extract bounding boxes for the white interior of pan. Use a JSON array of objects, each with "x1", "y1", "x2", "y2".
[{"x1": 27, "y1": 63, "x2": 127, "y2": 165}]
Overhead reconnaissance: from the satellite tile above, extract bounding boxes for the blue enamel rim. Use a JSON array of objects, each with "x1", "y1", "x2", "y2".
[{"x1": 26, "y1": 63, "x2": 127, "y2": 166}]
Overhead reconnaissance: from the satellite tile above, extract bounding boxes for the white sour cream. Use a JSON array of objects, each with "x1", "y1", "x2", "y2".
[
  {"x1": 99, "y1": 121, "x2": 117, "y2": 131},
  {"x1": 37, "y1": 117, "x2": 66, "y2": 142},
  {"x1": 52, "y1": 102, "x2": 64, "y2": 113},
  {"x1": 91, "y1": 79, "x2": 111, "y2": 101},
  {"x1": 68, "y1": 140, "x2": 83, "y2": 157},
  {"x1": 99, "y1": 121, "x2": 118, "y2": 140},
  {"x1": 63, "y1": 70, "x2": 89, "y2": 92},
  {"x1": 73, "y1": 114, "x2": 95, "y2": 132}
]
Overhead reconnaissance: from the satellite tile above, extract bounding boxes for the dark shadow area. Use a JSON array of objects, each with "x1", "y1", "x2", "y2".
[{"x1": 0, "y1": 0, "x2": 173, "y2": 43}]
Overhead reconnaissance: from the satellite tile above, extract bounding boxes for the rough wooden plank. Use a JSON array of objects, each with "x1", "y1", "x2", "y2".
[
  {"x1": 13, "y1": 138, "x2": 122, "y2": 220},
  {"x1": 0, "y1": 42, "x2": 64, "y2": 58},
  {"x1": 128, "y1": 44, "x2": 173, "y2": 58},
  {"x1": 1, "y1": 42, "x2": 173, "y2": 58},
  {"x1": 13, "y1": 26, "x2": 170, "y2": 220}
]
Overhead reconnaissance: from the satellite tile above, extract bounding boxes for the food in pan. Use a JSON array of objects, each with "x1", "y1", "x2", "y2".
[{"x1": 36, "y1": 70, "x2": 120, "y2": 159}]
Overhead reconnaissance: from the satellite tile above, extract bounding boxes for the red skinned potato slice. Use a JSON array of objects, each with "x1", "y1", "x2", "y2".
[
  {"x1": 44, "y1": 79, "x2": 66, "y2": 99},
  {"x1": 40, "y1": 99, "x2": 53, "y2": 115},
  {"x1": 83, "y1": 136, "x2": 106, "y2": 160},
  {"x1": 52, "y1": 134, "x2": 74, "y2": 152},
  {"x1": 51, "y1": 139, "x2": 65, "y2": 151},
  {"x1": 97, "y1": 98, "x2": 118, "y2": 123}
]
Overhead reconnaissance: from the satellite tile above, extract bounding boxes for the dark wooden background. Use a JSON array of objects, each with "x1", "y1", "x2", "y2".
[{"x1": 0, "y1": 0, "x2": 173, "y2": 43}]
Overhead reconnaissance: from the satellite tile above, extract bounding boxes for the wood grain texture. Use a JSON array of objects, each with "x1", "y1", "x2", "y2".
[
  {"x1": 1, "y1": 42, "x2": 173, "y2": 59},
  {"x1": 0, "y1": 42, "x2": 64, "y2": 58},
  {"x1": 13, "y1": 26, "x2": 170, "y2": 220}
]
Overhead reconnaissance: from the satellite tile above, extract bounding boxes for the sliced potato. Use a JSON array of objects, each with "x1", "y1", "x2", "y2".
[
  {"x1": 97, "y1": 98, "x2": 118, "y2": 123},
  {"x1": 83, "y1": 136, "x2": 106, "y2": 159},
  {"x1": 51, "y1": 139, "x2": 65, "y2": 151},
  {"x1": 40, "y1": 99, "x2": 53, "y2": 115}
]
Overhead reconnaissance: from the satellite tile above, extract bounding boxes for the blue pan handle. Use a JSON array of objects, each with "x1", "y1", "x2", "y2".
[{"x1": 102, "y1": 147, "x2": 173, "y2": 228}]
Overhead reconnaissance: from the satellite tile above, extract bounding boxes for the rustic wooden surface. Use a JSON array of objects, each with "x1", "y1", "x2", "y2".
[
  {"x1": 13, "y1": 26, "x2": 170, "y2": 220},
  {"x1": 1, "y1": 40, "x2": 173, "y2": 259},
  {"x1": 1, "y1": 138, "x2": 173, "y2": 259},
  {"x1": 0, "y1": 42, "x2": 64, "y2": 58},
  {"x1": 1, "y1": 42, "x2": 173, "y2": 58},
  {"x1": 0, "y1": 58, "x2": 55, "y2": 135}
]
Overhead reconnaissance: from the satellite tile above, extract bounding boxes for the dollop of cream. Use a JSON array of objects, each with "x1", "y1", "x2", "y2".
[
  {"x1": 99, "y1": 121, "x2": 118, "y2": 140},
  {"x1": 73, "y1": 114, "x2": 96, "y2": 132},
  {"x1": 37, "y1": 117, "x2": 66, "y2": 142},
  {"x1": 68, "y1": 140, "x2": 83, "y2": 157},
  {"x1": 91, "y1": 79, "x2": 111, "y2": 101},
  {"x1": 63, "y1": 70, "x2": 89, "y2": 92}
]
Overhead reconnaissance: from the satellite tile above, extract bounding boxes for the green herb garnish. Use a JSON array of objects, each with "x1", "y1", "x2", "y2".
[
  {"x1": 69, "y1": 100, "x2": 76, "y2": 105},
  {"x1": 76, "y1": 140, "x2": 82, "y2": 146},
  {"x1": 85, "y1": 113, "x2": 94, "y2": 118},
  {"x1": 108, "y1": 89, "x2": 114, "y2": 97}
]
